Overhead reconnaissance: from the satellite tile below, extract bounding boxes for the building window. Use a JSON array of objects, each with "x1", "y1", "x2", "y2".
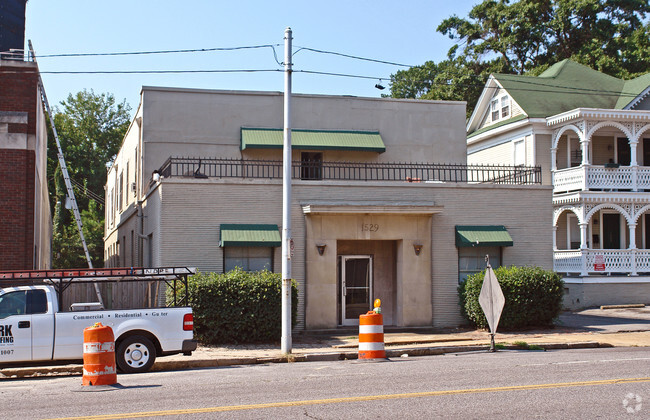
[
  {"x1": 490, "y1": 95, "x2": 510, "y2": 123},
  {"x1": 301, "y1": 152, "x2": 323, "y2": 180},
  {"x1": 118, "y1": 172, "x2": 123, "y2": 211},
  {"x1": 491, "y1": 98, "x2": 499, "y2": 121},
  {"x1": 125, "y1": 162, "x2": 130, "y2": 206},
  {"x1": 501, "y1": 95, "x2": 510, "y2": 118},
  {"x1": 514, "y1": 139, "x2": 525, "y2": 166},
  {"x1": 224, "y1": 247, "x2": 273, "y2": 272},
  {"x1": 458, "y1": 246, "x2": 502, "y2": 283}
]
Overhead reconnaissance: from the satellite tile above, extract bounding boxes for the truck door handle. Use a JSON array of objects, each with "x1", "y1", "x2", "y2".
[{"x1": 18, "y1": 321, "x2": 30, "y2": 329}]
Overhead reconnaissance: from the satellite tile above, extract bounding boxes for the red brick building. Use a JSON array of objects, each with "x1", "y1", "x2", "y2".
[{"x1": 0, "y1": 0, "x2": 52, "y2": 270}]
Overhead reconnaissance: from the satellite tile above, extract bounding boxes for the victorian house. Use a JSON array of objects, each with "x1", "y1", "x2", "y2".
[{"x1": 467, "y1": 59, "x2": 650, "y2": 308}]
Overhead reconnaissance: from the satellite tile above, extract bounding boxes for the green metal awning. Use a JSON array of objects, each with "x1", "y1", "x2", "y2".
[
  {"x1": 455, "y1": 225, "x2": 513, "y2": 247},
  {"x1": 219, "y1": 224, "x2": 281, "y2": 247},
  {"x1": 241, "y1": 128, "x2": 386, "y2": 153}
]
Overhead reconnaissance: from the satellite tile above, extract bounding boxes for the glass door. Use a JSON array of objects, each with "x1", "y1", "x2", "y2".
[{"x1": 340, "y1": 255, "x2": 373, "y2": 326}]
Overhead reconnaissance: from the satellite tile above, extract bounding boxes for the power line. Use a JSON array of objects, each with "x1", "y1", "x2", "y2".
[
  {"x1": 69, "y1": 177, "x2": 105, "y2": 205},
  {"x1": 39, "y1": 69, "x2": 282, "y2": 75},
  {"x1": 293, "y1": 46, "x2": 414, "y2": 67},
  {"x1": 35, "y1": 45, "x2": 282, "y2": 58},
  {"x1": 7, "y1": 66, "x2": 643, "y2": 98}
]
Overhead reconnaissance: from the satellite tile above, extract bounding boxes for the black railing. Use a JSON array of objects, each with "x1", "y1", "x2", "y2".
[{"x1": 158, "y1": 157, "x2": 542, "y2": 185}]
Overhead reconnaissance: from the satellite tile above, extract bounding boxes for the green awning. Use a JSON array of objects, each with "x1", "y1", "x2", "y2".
[
  {"x1": 219, "y1": 224, "x2": 281, "y2": 247},
  {"x1": 455, "y1": 225, "x2": 513, "y2": 247},
  {"x1": 241, "y1": 128, "x2": 386, "y2": 153}
]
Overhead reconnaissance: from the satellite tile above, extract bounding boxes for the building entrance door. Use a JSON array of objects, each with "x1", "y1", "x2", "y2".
[
  {"x1": 603, "y1": 213, "x2": 621, "y2": 249},
  {"x1": 340, "y1": 255, "x2": 373, "y2": 326}
]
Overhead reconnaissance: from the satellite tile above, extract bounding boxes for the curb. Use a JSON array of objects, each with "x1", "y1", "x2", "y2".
[{"x1": 0, "y1": 341, "x2": 612, "y2": 378}]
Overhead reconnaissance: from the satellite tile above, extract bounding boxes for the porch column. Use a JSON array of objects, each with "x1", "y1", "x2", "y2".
[
  {"x1": 580, "y1": 248, "x2": 588, "y2": 277},
  {"x1": 629, "y1": 223, "x2": 637, "y2": 250},
  {"x1": 629, "y1": 222, "x2": 638, "y2": 276},
  {"x1": 631, "y1": 140, "x2": 639, "y2": 191},
  {"x1": 552, "y1": 226, "x2": 557, "y2": 250},
  {"x1": 550, "y1": 147, "x2": 557, "y2": 186},
  {"x1": 550, "y1": 148, "x2": 557, "y2": 171},
  {"x1": 580, "y1": 140, "x2": 589, "y2": 165},
  {"x1": 630, "y1": 141, "x2": 638, "y2": 166},
  {"x1": 579, "y1": 222, "x2": 588, "y2": 249}
]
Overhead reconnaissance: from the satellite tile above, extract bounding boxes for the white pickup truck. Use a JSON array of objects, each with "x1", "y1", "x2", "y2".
[{"x1": 0, "y1": 269, "x2": 197, "y2": 373}]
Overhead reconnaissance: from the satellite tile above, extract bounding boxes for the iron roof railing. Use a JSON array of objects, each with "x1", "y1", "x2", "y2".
[{"x1": 158, "y1": 157, "x2": 542, "y2": 185}]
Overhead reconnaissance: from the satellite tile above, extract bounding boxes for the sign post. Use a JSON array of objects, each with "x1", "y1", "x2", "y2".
[{"x1": 478, "y1": 255, "x2": 505, "y2": 352}]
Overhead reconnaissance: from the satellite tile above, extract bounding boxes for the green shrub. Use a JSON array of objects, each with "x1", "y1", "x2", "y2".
[
  {"x1": 458, "y1": 266, "x2": 564, "y2": 330},
  {"x1": 168, "y1": 268, "x2": 299, "y2": 344}
]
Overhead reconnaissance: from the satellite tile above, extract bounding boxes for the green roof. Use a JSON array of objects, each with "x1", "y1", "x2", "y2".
[
  {"x1": 455, "y1": 225, "x2": 513, "y2": 248},
  {"x1": 493, "y1": 59, "x2": 649, "y2": 119},
  {"x1": 241, "y1": 128, "x2": 386, "y2": 153},
  {"x1": 468, "y1": 114, "x2": 527, "y2": 139},
  {"x1": 219, "y1": 224, "x2": 281, "y2": 247}
]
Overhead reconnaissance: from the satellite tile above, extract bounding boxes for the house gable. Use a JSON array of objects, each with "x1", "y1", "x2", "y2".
[{"x1": 468, "y1": 60, "x2": 650, "y2": 138}]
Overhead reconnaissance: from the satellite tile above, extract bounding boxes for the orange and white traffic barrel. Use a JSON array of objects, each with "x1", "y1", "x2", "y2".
[
  {"x1": 82, "y1": 322, "x2": 117, "y2": 386},
  {"x1": 358, "y1": 299, "x2": 386, "y2": 360}
]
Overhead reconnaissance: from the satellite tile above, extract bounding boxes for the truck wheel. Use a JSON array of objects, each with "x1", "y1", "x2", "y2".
[{"x1": 116, "y1": 336, "x2": 156, "y2": 373}]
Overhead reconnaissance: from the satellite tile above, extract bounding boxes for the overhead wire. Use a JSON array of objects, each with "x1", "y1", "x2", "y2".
[
  {"x1": 16, "y1": 42, "x2": 643, "y2": 98},
  {"x1": 35, "y1": 44, "x2": 282, "y2": 58},
  {"x1": 69, "y1": 177, "x2": 105, "y2": 205}
]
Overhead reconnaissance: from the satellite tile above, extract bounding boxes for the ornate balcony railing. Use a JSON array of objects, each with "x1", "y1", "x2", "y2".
[
  {"x1": 553, "y1": 165, "x2": 650, "y2": 193},
  {"x1": 158, "y1": 157, "x2": 542, "y2": 184},
  {"x1": 554, "y1": 249, "x2": 650, "y2": 275}
]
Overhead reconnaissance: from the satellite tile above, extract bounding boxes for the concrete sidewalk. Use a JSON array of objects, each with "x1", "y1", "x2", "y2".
[{"x1": 2, "y1": 307, "x2": 650, "y2": 378}]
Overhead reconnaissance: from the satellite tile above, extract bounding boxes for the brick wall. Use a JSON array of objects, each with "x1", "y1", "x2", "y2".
[
  {"x1": 0, "y1": 62, "x2": 39, "y2": 269},
  {"x1": 0, "y1": 149, "x2": 35, "y2": 269},
  {"x1": 0, "y1": 64, "x2": 38, "y2": 135}
]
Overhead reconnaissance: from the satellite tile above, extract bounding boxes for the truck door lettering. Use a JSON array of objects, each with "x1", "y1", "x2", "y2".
[{"x1": 0, "y1": 324, "x2": 14, "y2": 343}]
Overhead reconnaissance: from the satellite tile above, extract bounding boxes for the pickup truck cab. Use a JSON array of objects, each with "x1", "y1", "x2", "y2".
[{"x1": 0, "y1": 281, "x2": 196, "y2": 373}]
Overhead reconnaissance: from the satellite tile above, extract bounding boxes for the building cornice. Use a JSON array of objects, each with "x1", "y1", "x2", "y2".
[
  {"x1": 553, "y1": 191, "x2": 650, "y2": 205},
  {"x1": 547, "y1": 108, "x2": 650, "y2": 126}
]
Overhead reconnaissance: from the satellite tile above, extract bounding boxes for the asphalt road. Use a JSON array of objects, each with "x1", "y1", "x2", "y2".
[{"x1": 2, "y1": 347, "x2": 649, "y2": 419}]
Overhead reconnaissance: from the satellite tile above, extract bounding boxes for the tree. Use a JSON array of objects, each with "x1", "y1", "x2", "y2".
[
  {"x1": 48, "y1": 90, "x2": 131, "y2": 268},
  {"x1": 390, "y1": 0, "x2": 650, "y2": 114}
]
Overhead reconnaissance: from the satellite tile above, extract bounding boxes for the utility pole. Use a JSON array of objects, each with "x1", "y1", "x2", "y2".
[{"x1": 281, "y1": 27, "x2": 293, "y2": 354}]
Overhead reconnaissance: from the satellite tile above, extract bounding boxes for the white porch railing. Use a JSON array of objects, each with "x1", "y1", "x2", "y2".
[
  {"x1": 554, "y1": 249, "x2": 650, "y2": 275},
  {"x1": 553, "y1": 165, "x2": 650, "y2": 193}
]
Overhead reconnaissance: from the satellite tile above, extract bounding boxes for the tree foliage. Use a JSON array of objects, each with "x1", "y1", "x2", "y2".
[
  {"x1": 390, "y1": 0, "x2": 650, "y2": 116},
  {"x1": 48, "y1": 90, "x2": 131, "y2": 268}
]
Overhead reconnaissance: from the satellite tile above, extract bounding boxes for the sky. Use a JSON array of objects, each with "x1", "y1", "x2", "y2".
[{"x1": 24, "y1": 0, "x2": 478, "y2": 115}]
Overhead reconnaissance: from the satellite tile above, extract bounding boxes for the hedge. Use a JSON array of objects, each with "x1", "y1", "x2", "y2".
[
  {"x1": 168, "y1": 268, "x2": 299, "y2": 344},
  {"x1": 458, "y1": 266, "x2": 564, "y2": 330}
]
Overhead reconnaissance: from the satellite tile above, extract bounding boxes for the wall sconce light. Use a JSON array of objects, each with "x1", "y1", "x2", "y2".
[
  {"x1": 316, "y1": 244, "x2": 327, "y2": 256},
  {"x1": 413, "y1": 244, "x2": 423, "y2": 256},
  {"x1": 152, "y1": 170, "x2": 161, "y2": 183}
]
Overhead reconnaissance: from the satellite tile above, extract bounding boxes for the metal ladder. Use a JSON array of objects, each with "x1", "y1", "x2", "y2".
[{"x1": 28, "y1": 41, "x2": 104, "y2": 305}]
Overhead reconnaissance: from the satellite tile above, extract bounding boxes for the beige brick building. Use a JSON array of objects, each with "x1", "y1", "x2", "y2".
[{"x1": 105, "y1": 87, "x2": 551, "y2": 329}]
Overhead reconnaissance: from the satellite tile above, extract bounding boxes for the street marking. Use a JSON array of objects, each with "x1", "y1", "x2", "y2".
[
  {"x1": 46, "y1": 377, "x2": 650, "y2": 420},
  {"x1": 524, "y1": 357, "x2": 650, "y2": 366}
]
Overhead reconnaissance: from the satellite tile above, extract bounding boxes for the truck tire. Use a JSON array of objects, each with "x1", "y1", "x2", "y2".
[{"x1": 116, "y1": 335, "x2": 156, "y2": 373}]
